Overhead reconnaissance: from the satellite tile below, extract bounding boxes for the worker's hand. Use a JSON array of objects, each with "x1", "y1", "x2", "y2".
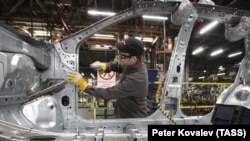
[
  {"x1": 67, "y1": 72, "x2": 88, "y2": 91},
  {"x1": 90, "y1": 61, "x2": 107, "y2": 74}
]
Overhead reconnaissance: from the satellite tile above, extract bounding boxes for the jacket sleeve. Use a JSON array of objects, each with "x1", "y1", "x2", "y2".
[
  {"x1": 84, "y1": 69, "x2": 147, "y2": 101},
  {"x1": 105, "y1": 61, "x2": 123, "y2": 73}
]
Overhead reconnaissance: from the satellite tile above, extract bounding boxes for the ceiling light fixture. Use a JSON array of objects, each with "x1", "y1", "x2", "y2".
[
  {"x1": 142, "y1": 37, "x2": 154, "y2": 42},
  {"x1": 210, "y1": 49, "x2": 223, "y2": 56},
  {"x1": 88, "y1": 10, "x2": 115, "y2": 16},
  {"x1": 200, "y1": 20, "x2": 219, "y2": 34},
  {"x1": 91, "y1": 34, "x2": 115, "y2": 40},
  {"x1": 217, "y1": 73, "x2": 225, "y2": 76},
  {"x1": 192, "y1": 47, "x2": 204, "y2": 55},
  {"x1": 33, "y1": 30, "x2": 50, "y2": 36},
  {"x1": 135, "y1": 37, "x2": 153, "y2": 42},
  {"x1": 228, "y1": 51, "x2": 242, "y2": 58},
  {"x1": 218, "y1": 66, "x2": 224, "y2": 71},
  {"x1": 94, "y1": 34, "x2": 114, "y2": 38},
  {"x1": 142, "y1": 15, "x2": 168, "y2": 20},
  {"x1": 198, "y1": 76, "x2": 205, "y2": 79}
]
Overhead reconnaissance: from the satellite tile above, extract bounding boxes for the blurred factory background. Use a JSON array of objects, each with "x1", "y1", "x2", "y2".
[{"x1": 0, "y1": 0, "x2": 249, "y2": 118}]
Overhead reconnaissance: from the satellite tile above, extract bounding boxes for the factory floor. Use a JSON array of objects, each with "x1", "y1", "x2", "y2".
[
  {"x1": 78, "y1": 107, "x2": 115, "y2": 120},
  {"x1": 78, "y1": 95, "x2": 116, "y2": 119}
]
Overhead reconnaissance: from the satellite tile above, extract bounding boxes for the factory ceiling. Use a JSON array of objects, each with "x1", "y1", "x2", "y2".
[
  {"x1": 0, "y1": 0, "x2": 250, "y2": 81},
  {"x1": 0, "y1": 0, "x2": 168, "y2": 39}
]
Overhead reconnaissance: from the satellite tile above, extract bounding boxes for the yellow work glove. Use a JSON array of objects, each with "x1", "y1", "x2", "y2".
[
  {"x1": 90, "y1": 61, "x2": 107, "y2": 74},
  {"x1": 67, "y1": 72, "x2": 88, "y2": 91}
]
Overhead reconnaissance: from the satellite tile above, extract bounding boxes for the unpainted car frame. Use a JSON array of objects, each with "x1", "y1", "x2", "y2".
[{"x1": 0, "y1": 0, "x2": 250, "y2": 140}]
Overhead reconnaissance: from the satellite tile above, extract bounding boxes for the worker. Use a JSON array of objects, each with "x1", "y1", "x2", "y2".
[{"x1": 67, "y1": 37, "x2": 148, "y2": 118}]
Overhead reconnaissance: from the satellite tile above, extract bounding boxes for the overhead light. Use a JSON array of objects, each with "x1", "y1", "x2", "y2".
[
  {"x1": 33, "y1": 30, "x2": 50, "y2": 36},
  {"x1": 200, "y1": 20, "x2": 219, "y2": 34},
  {"x1": 142, "y1": 37, "x2": 154, "y2": 42},
  {"x1": 142, "y1": 15, "x2": 168, "y2": 20},
  {"x1": 88, "y1": 10, "x2": 115, "y2": 16},
  {"x1": 198, "y1": 76, "x2": 205, "y2": 79},
  {"x1": 135, "y1": 37, "x2": 153, "y2": 42},
  {"x1": 91, "y1": 34, "x2": 115, "y2": 40},
  {"x1": 210, "y1": 49, "x2": 223, "y2": 56},
  {"x1": 192, "y1": 47, "x2": 204, "y2": 55},
  {"x1": 228, "y1": 51, "x2": 242, "y2": 58},
  {"x1": 94, "y1": 34, "x2": 114, "y2": 38},
  {"x1": 217, "y1": 73, "x2": 225, "y2": 76},
  {"x1": 218, "y1": 66, "x2": 224, "y2": 70}
]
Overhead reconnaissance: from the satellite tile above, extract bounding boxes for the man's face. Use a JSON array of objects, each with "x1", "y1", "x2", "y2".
[{"x1": 116, "y1": 52, "x2": 133, "y2": 67}]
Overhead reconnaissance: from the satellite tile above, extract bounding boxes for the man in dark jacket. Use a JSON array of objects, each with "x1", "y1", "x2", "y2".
[{"x1": 67, "y1": 37, "x2": 148, "y2": 118}]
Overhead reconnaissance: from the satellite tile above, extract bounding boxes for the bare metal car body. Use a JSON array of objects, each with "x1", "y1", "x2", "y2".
[{"x1": 0, "y1": 0, "x2": 250, "y2": 140}]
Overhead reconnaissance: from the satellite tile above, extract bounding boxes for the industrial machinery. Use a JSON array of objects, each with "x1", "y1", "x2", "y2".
[{"x1": 0, "y1": 0, "x2": 250, "y2": 140}]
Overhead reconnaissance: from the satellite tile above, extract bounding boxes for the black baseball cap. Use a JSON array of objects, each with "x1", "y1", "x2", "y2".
[{"x1": 116, "y1": 37, "x2": 144, "y2": 56}]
